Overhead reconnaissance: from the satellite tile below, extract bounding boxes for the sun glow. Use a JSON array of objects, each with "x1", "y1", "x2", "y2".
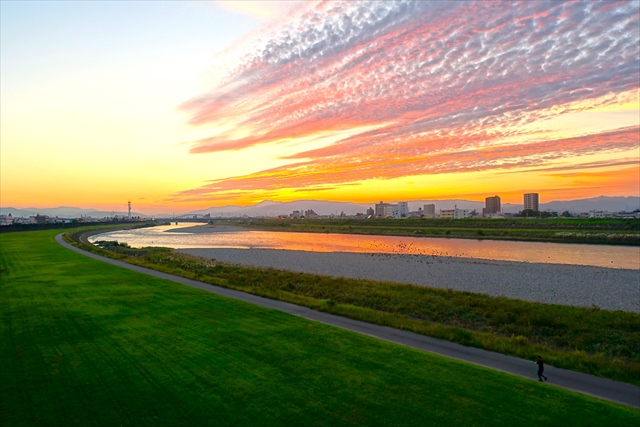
[{"x1": 1, "y1": 1, "x2": 638, "y2": 214}]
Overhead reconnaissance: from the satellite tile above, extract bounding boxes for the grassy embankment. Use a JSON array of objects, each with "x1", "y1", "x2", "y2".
[
  {"x1": 67, "y1": 230, "x2": 640, "y2": 386},
  {"x1": 225, "y1": 218, "x2": 640, "y2": 245},
  {"x1": 2, "y1": 229, "x2": 639, "y2": 426}
]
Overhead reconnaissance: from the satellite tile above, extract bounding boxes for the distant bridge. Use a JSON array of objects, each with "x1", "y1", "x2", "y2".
[
  {"x1": 156, "y1": 214, "x2": 246, "y2": 223},
  {"x1": 160, "y1": 214, "x2": 210, "y2": 222}
]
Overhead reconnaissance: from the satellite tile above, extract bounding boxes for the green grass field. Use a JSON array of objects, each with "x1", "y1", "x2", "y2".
[
  {"x1": 83, "y1": 237, "x2": 640, "y2": 385},
  {"x1": 2, "y1": 230, "x2": 639, "y2": 426}
]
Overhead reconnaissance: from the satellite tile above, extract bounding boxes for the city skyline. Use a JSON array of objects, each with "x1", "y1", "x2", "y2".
[
  {"x1": 3, "y1": 194, "x2": 638, "y2": 221},
  {"x1": 2, "y1": 1, "x2": 639, "y2": 215}
]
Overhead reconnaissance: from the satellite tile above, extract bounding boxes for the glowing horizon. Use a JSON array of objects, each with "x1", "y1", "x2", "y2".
[{"x1": 1, "y1": 1, "x2": 639, "y2": 214}]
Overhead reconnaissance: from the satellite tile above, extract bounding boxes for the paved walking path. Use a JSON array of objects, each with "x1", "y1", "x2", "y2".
[{"x1": 56, "y1": 234, "x2": 640, "y2": 409}]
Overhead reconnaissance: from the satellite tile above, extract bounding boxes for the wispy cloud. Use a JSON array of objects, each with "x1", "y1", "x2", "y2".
[
  {"x1": 173, "y1": 126, "x2": 639, "y2": 200},
  {"x1": 501, "y1": 158, "x2": 640, "y2": 174},
  {"x1": 177, "y1": 0, "x2": 639, "y2": 202}
]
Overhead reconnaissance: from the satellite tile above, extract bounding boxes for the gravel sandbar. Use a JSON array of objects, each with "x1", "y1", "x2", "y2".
[{"x1": 177, "y1": 247, "x2": 640, "y2": 313}]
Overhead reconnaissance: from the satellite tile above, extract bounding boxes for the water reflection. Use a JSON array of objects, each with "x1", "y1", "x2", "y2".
[{"x1": 89, "y1": 223, "x2": 640, "y2": 270}]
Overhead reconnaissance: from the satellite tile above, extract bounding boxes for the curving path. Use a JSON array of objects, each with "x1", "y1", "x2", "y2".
[{"x1": 56, "y1": 234, "x2": 640, "y2": 409}]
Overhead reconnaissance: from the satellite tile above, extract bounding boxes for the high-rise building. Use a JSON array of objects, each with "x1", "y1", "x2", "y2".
[
  {"x1": 383, "y1": 205, "x2": 394, "y2": 218},
  {"x1": 423, "y1": 204, "x2": 436, "y2": 218},
  {"x1": 483, "y1": 195, "x2": 501, "y2": 217},
  {"x1": 524, "y1": 193, "x2": 539, "y2": 211},
  {"x1": 304, "y1": 209, "x2": 319, "y2": 218},
  {"x1": 397, "y1": 202, "x2": 409, "y2": 218},
  {"x1": 375, "y1": 201, "x2": 390, "y2": 218}
]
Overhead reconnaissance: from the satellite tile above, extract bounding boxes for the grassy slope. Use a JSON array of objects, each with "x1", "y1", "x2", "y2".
[
  {"x1": 83, "y1": 242, "x2": 640, "y2": 385},
  {"x1": 1, "y1": 230, "x2": 639, "y2": 426}
]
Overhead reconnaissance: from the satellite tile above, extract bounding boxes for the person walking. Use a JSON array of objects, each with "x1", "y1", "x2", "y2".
[{"x1": 536, "y1": 356, "x2": 547, "y2": 382}]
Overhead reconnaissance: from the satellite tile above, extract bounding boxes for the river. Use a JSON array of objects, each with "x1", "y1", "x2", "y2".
[{"x1": 88, "y1": 223, "x2": 640, "y2": 270}]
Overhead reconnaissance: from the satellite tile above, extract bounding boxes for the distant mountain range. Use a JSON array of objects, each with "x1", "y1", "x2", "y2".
[{"x1": 2, "y1": 196, "x2": 638, "y2": 219}]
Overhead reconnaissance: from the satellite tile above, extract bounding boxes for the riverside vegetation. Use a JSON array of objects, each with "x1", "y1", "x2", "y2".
[
  {"x1": 4, "y1": 229, "x2": 639, "y2": 425},
  {"x1": 67, "y1": 229, "x2": 640, "y2": 386},
  {"x1": 224, "y1": 217, "x2": 640, "y2": 245}
]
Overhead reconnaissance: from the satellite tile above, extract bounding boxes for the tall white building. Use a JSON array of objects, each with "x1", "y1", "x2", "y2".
[
  {"x1": 397, "y1": 202, "x2": 409, "y2": 218},
  {"x1": 524, "y1": 193, "x2": 539, "y2": 211}
]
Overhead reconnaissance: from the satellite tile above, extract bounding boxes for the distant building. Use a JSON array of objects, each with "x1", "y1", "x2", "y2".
[
  {"x1": 304, "y1": 209, "x2": 318, "y2": 218},
  {"x1": 0, "y1": 213, "x2": 12, "y2": 226},
  {"x1": 375, "y1": 201, "x2": 410, "y2": 218},
  {"x1": 383, "y1": 205, "x2": 393, "y2": 217},
  {"x1": 366, "y1": 207, "x2": 374, "y2": 218},
  {"x1": 588, "y1": 211, "x2": 613, "y2": 218},
  {"x1": 613, "y1": 211, "x2": 640, "y2": 219},
  {"x1": 397, "y1": 202, "x2": 409, "y2": 218},
  {"x1": 375, "y1": 201, "x2": 390, "y2": 218},
  {"x1": 440, "y1": 209, "x2": 470, "y2": 219},
  {"x1": 524, "y1": 193, "x2": 539, "y2": 211},
  {"x1": 291, "y1": 210, "x2": 301, "y2": 218},
  {"x1": 423, "y1": 204, "x2": 436, "y2": 219},
  {"x1": 483, "y1": 195, "x2": 501, "y2": 217}
]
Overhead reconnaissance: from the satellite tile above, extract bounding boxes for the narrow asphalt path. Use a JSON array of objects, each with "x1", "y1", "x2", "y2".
[{"x1": 56, "y1": 234, "x2": 640, "y2": 409}]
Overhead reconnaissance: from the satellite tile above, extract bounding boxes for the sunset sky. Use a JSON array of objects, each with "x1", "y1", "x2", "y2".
[{"x1": 2, "y1": 1, "x2": 639, "y2": 214}]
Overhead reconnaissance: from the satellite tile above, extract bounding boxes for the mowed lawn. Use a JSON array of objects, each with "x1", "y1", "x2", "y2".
[{"x1": 1, "y1": 230, "x2": 638, "y2": 426}]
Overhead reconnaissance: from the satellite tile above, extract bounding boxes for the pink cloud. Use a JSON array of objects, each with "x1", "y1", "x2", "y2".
[
  {"x1": 172, "y1": 126, "x2": 639, "y2": 201},
  {"x1": 177, "y1": 0, "x2": 639, "y2": 200}
]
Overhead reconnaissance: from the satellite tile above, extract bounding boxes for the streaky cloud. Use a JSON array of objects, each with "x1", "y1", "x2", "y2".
[{"x1": 172, "y1": 126, "x2": 639, "y2": 200}]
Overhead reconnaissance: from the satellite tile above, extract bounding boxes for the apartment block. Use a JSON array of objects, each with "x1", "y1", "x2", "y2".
[
  {"x1": 423, "y1": 204, "x2": 436, "y2": 218},
  {"x1": 440, "y1": 208, "x2": 470, "y2": 219},
  {"x1": 483, "y1": 195, "x2": 501, "y2": 217},
  {"x1": 524, "y1": 193, "x2": 539, "y2": 211},
  {"x1": 375, "y1": 201, "x2": 409, "y2": 218}
]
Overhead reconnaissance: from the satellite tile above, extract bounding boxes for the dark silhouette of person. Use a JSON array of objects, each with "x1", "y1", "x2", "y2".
[{"x1": 536, "y1": 356, "x2": 547, "y2": 382}]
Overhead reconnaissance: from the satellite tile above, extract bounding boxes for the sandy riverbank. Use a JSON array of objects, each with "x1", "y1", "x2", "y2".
[{"x1": 177, "y1": 247, "x2": 639, "y2": 313}]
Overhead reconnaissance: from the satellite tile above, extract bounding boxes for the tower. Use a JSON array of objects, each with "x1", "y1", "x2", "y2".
[{"x1": 128, "y1": 200, "x2": 131, "y2": 218}]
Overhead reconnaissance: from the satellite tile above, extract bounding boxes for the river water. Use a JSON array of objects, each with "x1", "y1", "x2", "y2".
[{"x1": 89, "y1": 223, "x2": 640, "y2": 270}]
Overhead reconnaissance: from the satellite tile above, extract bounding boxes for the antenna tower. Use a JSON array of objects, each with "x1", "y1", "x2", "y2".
[{"x1": 128, "y1": 200, "x2": 131, "y2": 218}]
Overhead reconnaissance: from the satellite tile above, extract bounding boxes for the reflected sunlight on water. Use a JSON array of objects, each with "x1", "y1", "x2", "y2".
[{"x1": 89, "y1": 223, "x2": 640, "y2": 270}]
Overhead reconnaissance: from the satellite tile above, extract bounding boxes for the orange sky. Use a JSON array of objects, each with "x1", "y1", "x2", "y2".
[{"x1": 1, "y1": 1, "x2": 638, "y2": 214}]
